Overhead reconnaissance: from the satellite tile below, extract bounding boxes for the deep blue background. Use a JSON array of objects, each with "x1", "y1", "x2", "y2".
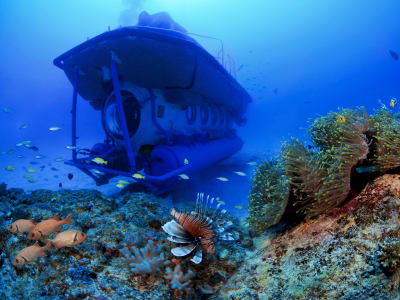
[{"x1": 0, "y1": 0, "x2": 399, "y2": 215}]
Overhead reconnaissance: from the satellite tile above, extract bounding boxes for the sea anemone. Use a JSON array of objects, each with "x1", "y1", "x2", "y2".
[
  {"x1": 162, "y1": 193, "x2": 237, "y2": 264},
  {"x1": 281, "y1": 108, "x2": 371, "y2": 218},
  {"x1": 247, "y1": 158, "x2": 289, "y2": 234},
  {"x1": 371, "y1": 109, "x2": 400, "y2": 172}
]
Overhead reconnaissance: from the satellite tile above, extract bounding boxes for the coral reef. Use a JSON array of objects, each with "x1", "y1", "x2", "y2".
[
  {"x1": 216, "y1": 174, "x2": 400, "y2": 299},
  {"x1": 0, "y1": 185, "x2": 249, "y2": 299}
]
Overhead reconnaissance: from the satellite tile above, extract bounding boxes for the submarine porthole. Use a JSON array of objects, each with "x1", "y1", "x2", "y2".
[
  {"x1": 102, "y1": 90, "x2": 141, "y2": 140},
  {"x1": 210, "y1": 106, "x2": 218, "y2": 125},
  {"x1": 219, "y1": 107, "x2": 225, "y2": 125},
  {"x1": 200, "y1": 105, "x2": 209, "y2": 124},
  {"x1": 186, "y1": 104, "x2": 197, "y2": 124}
]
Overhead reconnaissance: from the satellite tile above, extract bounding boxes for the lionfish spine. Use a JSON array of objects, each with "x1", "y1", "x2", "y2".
[{"x1": 170, "y1": 208, "x2": 215, "y2": 254}]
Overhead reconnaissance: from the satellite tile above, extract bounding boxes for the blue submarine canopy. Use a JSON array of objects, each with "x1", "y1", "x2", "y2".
[{"x1": 53, "y1": 11, "x2": 251, "y2": 124}]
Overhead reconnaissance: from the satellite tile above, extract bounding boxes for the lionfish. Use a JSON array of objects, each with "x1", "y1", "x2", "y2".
[{"x1": 162, "y1": 193, "x2": 238, "y2": 264}]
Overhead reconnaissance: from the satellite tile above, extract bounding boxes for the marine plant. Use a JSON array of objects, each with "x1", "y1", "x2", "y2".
[
  {"x1": 162, "y1": 193, "x2": 237, "y2": 264},
  {"x1": 247, "y1": 158, "x2": 289, "y2": 233},
  {"x1": 370, "y1": 109, "x2": 400, "y2": 172},
  {"x1": 120, "y1": 240, "x2": 169, "y2": 274}
]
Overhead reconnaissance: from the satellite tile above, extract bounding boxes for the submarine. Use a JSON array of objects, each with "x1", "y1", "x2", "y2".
[{"x1": 53, "y1": 11, "x2": 251, "y2": 193}]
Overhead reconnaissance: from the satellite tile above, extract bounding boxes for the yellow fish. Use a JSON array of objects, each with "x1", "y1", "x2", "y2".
[
  {"x1": 234, "y1": 171, "x2": 246, "y2": 176},
  {"x1": 116, "y1": 183, "x2": 125, "y2": 188},
  {"x1": 118, "y1": 180, "x2": 129, "y2": 185},
  {"x1": 216, "y1": 177, "x2": 229, "y2": 182},
  {"x1": 217, "y1": 200, "x2": 225, "y2": 205},
  {"x1": 65, "y1": 145, "x2": 77, "y2": 150},
  {"x1": 19, "y1": 124, "x2": 28, "y2": 130},
  {"x1": 49, "y1": 126, "x2": 62, "y2": 131},
  {"x1": 178, "y1": 174, "x2": 190, "y2": 180},
  {"x1": 5, "y1": 166, "x2": 15, "y2": 171},
  {"x1": 132, "y1": 173, "x2": 146, "y2": 179},
  {"x1": 27, "y1": 168, "x2": 36, "y2": 173},
  {"x1": 336, "y1": 114, "x2": 346, "y2": 124},
  {"x1": 246, "y1": 161, "x2": 257, "y2": 166},
  {"x1": 21, "y1": 140, "x2": 32, "y2": 145},
  {"x1": 55, "y1": 158, "x2": 64, "y2": 162},
  {"x1": 92, "y1": 157, "x2": 108, "y2": 165},
  {"x1": 184, "y1": 158, "x2": 189, "y2": 165},
  {"x1": 390, "y1": 98, "x2": 396, "y2": 108},
  {"x1": 24, "y1": 174, "x2": 32, "y2": 179},
  {"x1": 234, "y1": 205, "x2": 243, "y2": 209}
]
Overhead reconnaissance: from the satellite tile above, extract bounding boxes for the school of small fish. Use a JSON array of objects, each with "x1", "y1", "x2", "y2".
[{"x1": 8, "y1": 214, "x2": 86, "y2": 266}]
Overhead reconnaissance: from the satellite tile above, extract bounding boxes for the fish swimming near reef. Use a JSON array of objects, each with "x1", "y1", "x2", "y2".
[
  {"x1": 12, "y1": 242, "x2": 52, "y2": 265},
  {"x1": 92, "y1": 157, "x2": 108, "y2": 165},
  {"x1": 132, "y1": 173, "x2": 146, "y2": 179},
  {"x1": 178, "y1": 174, "x2": 190, "y2": 180},
  {"x1": 389, "y1": 50, "x2": 399, "y2": 60},
  {"x1": 45, "y1": 229, "x2": 87, "y2": 249},
  {"x1": 216, "y1": 177, "x2": 229, "y2": 182},
  {"x1": 336, "y1": 114, "x2": 346, "y2": 124},
  {"x1": 390, "y1": 98, "x2": 396, "y2": 108},
  {"x1": 28, "y1": 214, "x2": 73, "y2": 240},
  {"x1": 8, "y1": 219, "x2": 35, "y2": 235},
  {"x1": 26, "y1": 145, "x2": 39, "y2": 151},
  {"x1": 162, "y1": 193, "x2": 237, "y2": 264}
]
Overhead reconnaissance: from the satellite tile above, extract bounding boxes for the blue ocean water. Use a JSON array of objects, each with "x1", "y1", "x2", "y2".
[{"x1": 0, "y1": 0, "x2": 399, "y2": 214}]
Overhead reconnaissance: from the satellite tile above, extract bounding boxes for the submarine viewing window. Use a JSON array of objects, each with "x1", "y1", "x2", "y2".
[
  {"x1": 200, "y1": 105, "x2": 209, "y2": 124},
  {"x1": 186, "y1": 104, "x2": 197, "y2": 124},
  {"x1": 102, "y1": 90, "x2": 141, "y2": 140},
  {"x1": 219, "y1": 108, "x2": 225, "y2": 125},
  {"x1": 210, "y1": 106, "x2": 218, "y2": 125}
]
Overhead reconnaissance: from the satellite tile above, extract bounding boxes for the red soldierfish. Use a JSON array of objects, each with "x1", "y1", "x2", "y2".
[
  {"x1": 27, "y1": 214, "x2": 73, "y2": 240},
  {"x1": 46, "y1": 229, "x2": 87, "y2": 248},
  {"x1": 8, "y1": 219, "x2": 35, "y2": 235},
  {"x1": 12, "y1": 242, "x2": 51, "y2": 265}
]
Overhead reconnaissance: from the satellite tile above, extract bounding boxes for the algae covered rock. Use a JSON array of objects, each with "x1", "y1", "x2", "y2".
[{"x1": 217, "y1": 174, "x2": 400, "y2": 299}]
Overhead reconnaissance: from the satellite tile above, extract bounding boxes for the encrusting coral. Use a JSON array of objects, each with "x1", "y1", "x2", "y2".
[{"x1": 120, "y1": 240, "x2": 169, "y2": 274}]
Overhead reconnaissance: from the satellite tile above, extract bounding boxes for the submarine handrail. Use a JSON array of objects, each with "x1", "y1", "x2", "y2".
[
  {"x1": 71, "y1": 67, "x2": 79, "y2": 161},
  {"x1": 110, "y1": 53, "x2": 136, "y2": 172},
  {"x1": 186, "y1": 32, "x2": 224, "y2": 67}
]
